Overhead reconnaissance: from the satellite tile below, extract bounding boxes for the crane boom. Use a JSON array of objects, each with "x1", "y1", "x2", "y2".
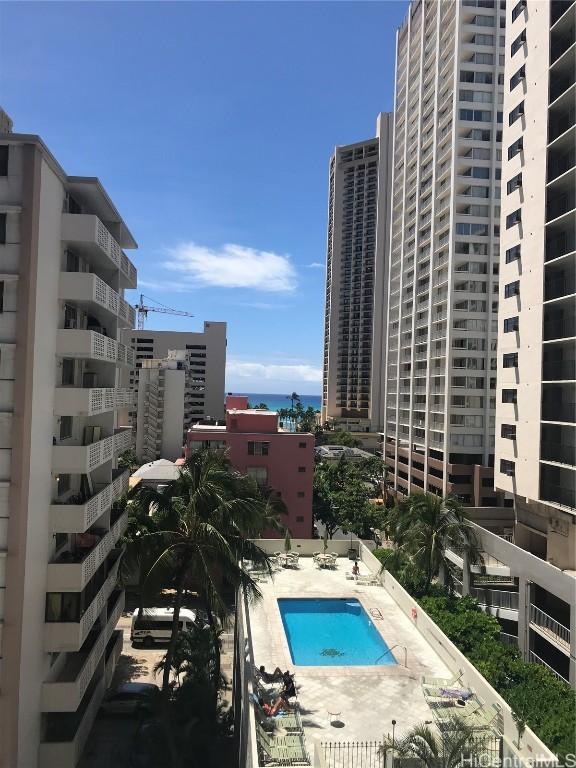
[{"x1": 135, "y1": 294, "x2": 194, "y2": 330}]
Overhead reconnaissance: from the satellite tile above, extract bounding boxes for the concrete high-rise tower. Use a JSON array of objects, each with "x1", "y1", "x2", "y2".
[
  {"x1": 383, "y1": 0, "x2": 506, "y2": 505},
  {"x1": 322, "y1": 113, "x2": 393, "y2": 439}
]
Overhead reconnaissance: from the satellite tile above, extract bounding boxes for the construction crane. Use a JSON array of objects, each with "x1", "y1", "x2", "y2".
[{"x1": 135, "y1": 294, "x2": 194, "y2": 330}]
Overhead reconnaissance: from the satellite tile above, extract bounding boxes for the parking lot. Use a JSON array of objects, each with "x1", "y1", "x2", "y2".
[{"x1": 79, "y1": 602, "x2": 235, "y2": 768}]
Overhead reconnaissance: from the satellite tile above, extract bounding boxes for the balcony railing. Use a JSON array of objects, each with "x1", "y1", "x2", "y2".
[
  {"x1": 530, "y1": 604, "x2": 570, "y2": 650},
  {"x1": 47, "y1": 509, "x2": 128, "y2": 592},
  {"x1": 541, "y1": 401, "x2": 576, "y2": 421},
  {"x1": 44, "y1": 551, "x2": 122, "y2": 652},
  {"x1": 58, "y1": 272, "x2": 136, "y2": 328},
  {"x1": 540, "y1": 441, "x2": 576, "y2": 465},
  {"x1": 540, "y1": 480, "x2": 576, "y2": 508},
  {"x1": 470, "y1": 587, "x2": 519, "y2": 611},
  {"x1": 529, "y1": 650, "x2": 569, "y2": 684},
  {"x1": 54, "y1": 387, "x2": 134, "y2": 416},
  {"x1": 50, "y1": 469, "x2": 129, "y2": 533},
  {"x1": 61, "y1": 213, "x2": 137, "y2": 289}
]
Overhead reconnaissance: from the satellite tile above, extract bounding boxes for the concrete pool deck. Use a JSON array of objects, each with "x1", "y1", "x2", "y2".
[{"x1": 249, "y1": 556, "x2": 451, "y2": 749}]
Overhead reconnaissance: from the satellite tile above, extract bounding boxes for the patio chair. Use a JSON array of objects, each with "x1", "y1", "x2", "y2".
[
  {"x1": 464, "y1": 704, "x2": 501, "y2": 733},
  {"x1": 422, "y1": 670, "x2": 464, "y2": 695},
  {"x1": 330, "y1": 552, "x2": 339, "y2": 559},
  {"x1": 256, "y1": 722, "x2": 311, "y2": 766},
  {"x1": 287, "y1": 552, "x2": 300, "y2": 567},
  {"x1": 249, "y1": 693, "x2": 303, "y2": 733}
]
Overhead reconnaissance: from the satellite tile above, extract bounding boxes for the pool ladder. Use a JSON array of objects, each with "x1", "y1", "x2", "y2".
[{"x1": 376, "y1": 644, "x2": 407, "y2": 668}]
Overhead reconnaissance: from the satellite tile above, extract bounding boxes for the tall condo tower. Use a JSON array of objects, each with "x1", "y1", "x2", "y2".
[
  {"x1": 383, "y1": 0, "x2": 506, "y2": 506},
  {"x1": 322, "y1": 113, "x2": 393, "y2": 437},
  {"x1": 0, "y1": 122, "x2": 137, "y2": 767},
  {"x1": 494, "y1": 0, "x2": 575, "y2": 681}
]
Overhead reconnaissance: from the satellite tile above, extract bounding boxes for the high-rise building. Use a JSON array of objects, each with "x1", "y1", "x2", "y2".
[
  {"x1": 0, "y1": 120, "x2": 137, "y2": 766},
  {"x1": 136, "y1": 350, "x2": 189, "y2": 462},
  {"x1": 492, "y1": 0, "x2": 575, "y2": 682},
  {"x1": 322, "y1": 113, "x2": 393, "y2": 437},
  {"x1": 121, "y1": 323, "x2": 227, "y2": 438},
  {"x1": 383, "y1": 0, "x2": 506, "y2": 506}
]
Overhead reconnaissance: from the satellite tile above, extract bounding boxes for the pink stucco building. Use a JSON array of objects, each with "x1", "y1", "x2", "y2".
[{"x1": 186, "y1": 396, "x2": 314, "y2": 538}]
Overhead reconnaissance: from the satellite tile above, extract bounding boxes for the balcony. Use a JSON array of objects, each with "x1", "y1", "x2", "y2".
[
  {"x1": 39, "y1": 676, "x2": 105, "y2": 768},
  {"x1": 469, "y1": 586, "x2": 519, "y2": 616},
  {"x1": 50, "y1": 468, "x2": 129, "y2": 533},
  {"x1": 540, "y1": 463, "x2": 576, "y2": 508},
  {"x1": 56, "y1": 330, "x2": 135, "y2": 367},
  {"x1": 44, "y1": 549, "x2": 122, "y2": 652},
  {"x1": 47, "y1": 509, "x2": 128, "y2": 592},
  {"x1": 61, "y1": 213, "x2": 137, "y2": 289},
  {"x1": 105, "y1": 629, "x2": 123, "y2": 688},
  {"x1": 58, "y1": 272, "x2": 136, "y2": 329},
  {"x1": 42, "y1": 591, "x2": 124, "y2": 712},
  {"x1": 54, "y1": 387, "x2": 134, "y2": 417},
  {"x1": 530, "y1": 604, "x2": 570, "y2": 654}
]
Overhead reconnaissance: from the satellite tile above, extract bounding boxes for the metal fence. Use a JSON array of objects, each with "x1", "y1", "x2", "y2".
[{"x1": 321, "y1": 737, "x2": 503, "y2": 768}]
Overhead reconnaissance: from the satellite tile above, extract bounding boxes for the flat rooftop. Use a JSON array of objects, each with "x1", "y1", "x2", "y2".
[{"x1": 248, "y1": 557, "x2": 450, "y2": 750}]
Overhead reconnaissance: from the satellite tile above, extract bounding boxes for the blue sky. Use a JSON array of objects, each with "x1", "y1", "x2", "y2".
[{"x1": 0, "y1": 0, "x2": 405, "y2": 394}]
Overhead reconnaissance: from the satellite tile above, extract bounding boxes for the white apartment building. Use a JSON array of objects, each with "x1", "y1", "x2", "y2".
[
  {"x1": 322, "y1": 113, "x2": 393, "y2": 435},
  {"x1": 121, "y1": 324, "x2": 226, "y2": 436},
  {"x1": 136, "y1": 350, "x2": 189, "y2": 462},
  {"x1": 492, "y1": 0, "x2": 576, "y2": 684},
  {"x1": 383, "y1": 0, "x2": 506, "y2": 507},
  {"x1": 0, "y1": 120, "x2": 137, "y2": 766}
]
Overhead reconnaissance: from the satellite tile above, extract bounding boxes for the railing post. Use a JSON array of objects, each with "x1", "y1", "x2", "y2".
[{"x1": 517, "y1": 578, "x2": 531, "y2": 662}]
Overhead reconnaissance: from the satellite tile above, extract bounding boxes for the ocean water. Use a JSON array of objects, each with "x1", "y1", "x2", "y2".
[
  {"x1": 232, "y1": 393, "x2": 321, "y2": 412},
  {"x1": 278, "y1": 598, "x2": 396, "y2": 666}
]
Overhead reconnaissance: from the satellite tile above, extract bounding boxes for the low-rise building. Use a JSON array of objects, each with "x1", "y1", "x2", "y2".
[
  {"x1": 186, "y1": 396, "x2": 314, "y2": 538},
  {"x1": 315, "y1": 445, "x2": 374, "y2": 463}
]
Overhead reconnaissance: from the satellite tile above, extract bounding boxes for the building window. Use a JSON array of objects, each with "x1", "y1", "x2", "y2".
[
  {"x1": 0, "y1": 281, "x2": 4, "y2": 313},
  {"x1": 56, "y1": 474, "x2": 71, "y2": 496},
  {"x1": 506, "y1": 173, "x2": 522, "y2": 194},
  {"x1": 297, "y1": 491, "x2": 305, "y2": 498},
  {"x1": 503, "y1": 353, "x2": 518, "y2": 368},
  {"x1": 502, "y1": 389, "x2": 517, "y2": 404},
  {"x1": 501, "y1": 424, "x2": 517, "y2": 440},
  {"x1": 247, "y1": 441, "x2": 269, "y2": 456},
  {"x1": 298, "y1": 442, "x2": 307, "y2": 448},
  {"x1": 506, "y1": 209, "x2": 522, "y2": 228},
  {"x1": 510, "y1": 65, "x2": 525, "y2": 91},
  {"x1": 511, "y1": 0, "x2": 526, "y2": 22},
  {"x1": 500, "y1": 459, "x2": 515, "y2": 477},
  {"x1": 508, "y1": 101, "x2": 524, "y2": 125},
  {"x1": 61, "y1": 358, "x2": 75, "y2": 385},
  {"x1": 504, "y1": 317, "x2": 519, "y2": 333},
  {"x1": 296, "y1": 516, "x2": 304, "y2": 523},
  {"x1": 59, "y1": 416, "x2": 73, "y2": 440},
  {"x1": 511, "y1": 29, "x2": 526, "y2": 56},
  {"x1": 0, "y1": 145, "x2": 7, "y2": 176},
  {"x1": 507, "y1": 137, "x2": 523, "y2": 159},
  {"x1": 247, "y1": 466, "x2": 268, "y2": 486},
  {"x1": 298, "y1": 466, "x2": 306, "y2": 473},
  {"x1": 0, "y1": 213, "x2": 6, "y2": 245},
  {"x1": 504, "y1": 281, "x2": 520, "y2": 298},
  {"x1": 460, "y1": 109, "x2": 492, "y2": 122},
  {"x1": 506, "y1": 244, "x2": 521, "y2": 263}
]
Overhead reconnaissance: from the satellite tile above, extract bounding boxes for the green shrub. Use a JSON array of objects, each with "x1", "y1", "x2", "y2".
[{"x1": 416, "y1": 594, "x2": 576, "y2": 760}]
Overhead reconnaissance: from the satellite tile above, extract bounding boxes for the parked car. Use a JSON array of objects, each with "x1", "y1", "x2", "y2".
[{"x1": 100, "y1": 683, "x2": 160, "y2": 716}]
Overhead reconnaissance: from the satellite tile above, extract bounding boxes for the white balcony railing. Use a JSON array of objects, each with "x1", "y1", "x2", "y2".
[
  {"x1": 61, "y1": 213, "x2": 137, "y2": 289},
  {"x1": 41, "y1": 591, "x2": 124, "y2": 712},
  {"x1": 47, "y1": 509, "x2": 128, "y2": 592},
  {"x1": 113, "y1": 428, "x2": 133, "y2": 455},
  {"x1": 54, "y1": 387, "x2": 134, "y2": 416},
  {"x1": 470, "y1": 586, "x2": 519, "y2": 611},
  {"x1": 44, "y1": 553, "x2": 122, "y2": 652},
  {"x1": 530, "y1": 604, "x2": 570, "y2": 651},
  {"x1": 59, "y1": 272, "x2": 136, "y2": 328},
  {"x1": 50, "y1": 469, "x2": 129, "y2": 533},
  {"x1": 39, "y1": 677, "x2": 106, "y2": 768},
  {"x1": 52, "y1": 435, "x2": 114, "y2": 474}
]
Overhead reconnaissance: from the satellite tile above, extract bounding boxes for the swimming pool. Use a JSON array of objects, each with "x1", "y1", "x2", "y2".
[{"x1": 278, "y1": 598, "x2": 397, "y2": 666}]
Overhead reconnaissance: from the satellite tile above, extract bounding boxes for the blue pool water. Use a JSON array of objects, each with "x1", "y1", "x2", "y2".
[{"x1": 278, "y1": 598, "x2": 397, "y2": 666}]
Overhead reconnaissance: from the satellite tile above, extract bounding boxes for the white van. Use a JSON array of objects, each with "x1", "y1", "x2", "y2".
[{"x1": 130, "y1": 607, "x2": 202, "y2": 646}]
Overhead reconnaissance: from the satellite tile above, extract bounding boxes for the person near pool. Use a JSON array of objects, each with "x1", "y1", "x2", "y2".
[
  {"x1": 352, "y1": 561, "x2": 360, "y2": 577},
  {"x1": 258, "y1": 693, "x2": 293, "y2": 715},
  {"x1": 281, "y1": 671, "x2": 296, "y2": 700},
  {"x1": 258, "y1": 665, "x2": 285, "y2": 683}
]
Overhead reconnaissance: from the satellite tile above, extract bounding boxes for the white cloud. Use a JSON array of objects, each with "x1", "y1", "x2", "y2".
[
  {"x1": 307, "y1": 262, "x2": 324, "y2": 269},
  {"x1": 164, "y1": 242, "x2": 297, "y2": 293},
  {"x1": 226, "y1": 360, "x2": 322, "y2": 383}
]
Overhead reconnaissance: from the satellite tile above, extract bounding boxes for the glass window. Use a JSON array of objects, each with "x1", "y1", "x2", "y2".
[
  {"x1": 507, "y1": 137, "x2": 523, "y2": 159},
  {"x1": 503, "y1": 353, "x2": 518, "y2": 368},
  {"x1": 502, "y1": 389, "x2": 517, "y2": 403},
  {"x1": 505, "y1": 244, "x2": 521, "y2": 263},
  {"x1": 509, "y1": 101, "x2": 524, "y2": 125},
  {"x1": 504, "y1": 316, "x2": 519, "y2": 332},
  {"x1": 59, "y1": 416, "x2": 73, "y2": 440},
  {"x1": 507, "y1": 173, "x2": 522, "y2": 194},
  {"x1": 504, "y1": 281, "x2": 520, "y2": 298},
  {"x1": 0, "y1": 145, "x2": 8, "y2": 176},
  {"x1": 0, "y1": 213, "x2": 6, "y2": 245},
  {"x1": 247, "y1": 441, "x2": 269, "y2": 456},
  {"x1": 511, "y1": 29, "x2": 526, "y2": 56},
  {"x1": 506, "y1": 209, "x2": 522, "y2": 228},
  {"x1": 247, "y1": 466, "x2": 268, "y2": 485},
  {"x1": 501, "y1": 424, "x2": 517, "y2": 439},
  {"x1": 61, "y1": 358, "x2": 75, "y2": 386},
  {"x1": 500, "y1": 459, "x2": 515, "y2": 476},
  {"x1": 511, "y1": 0, "x2": 526, "y2": 21},
  {"x1": 510, "y1": 65, "x2": 525, "y2": 91}
]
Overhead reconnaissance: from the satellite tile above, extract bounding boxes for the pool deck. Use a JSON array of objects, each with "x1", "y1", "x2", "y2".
[{"x1": 249, "y1": 557, "x2": 451, "y2": 752}]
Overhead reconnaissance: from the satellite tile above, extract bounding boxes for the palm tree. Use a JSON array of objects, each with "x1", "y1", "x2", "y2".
[
  {"x1": 288, "y1": 391, "x2": 300, "y2": 410},
  {"x1": 138, "y1": 450, "x2": 281, "y2": 697},
  {"x1": 381, "y1": 718, "x2": 487, "y2": 768},
  {"x1": 388, "y1": 492, "x2": 481, "y2": 593}
]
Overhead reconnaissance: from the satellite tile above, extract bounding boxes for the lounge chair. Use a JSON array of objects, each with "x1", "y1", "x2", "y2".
[
  {"x1": 256, "y1": 722, "x2": 310, "y2": 765},
  {"x1": 249, "y1": 693, "x2": 303, "y2": 733},
  {"x1": 356, "y1": 574, "x2": 379, "y2": 585},
  {"x1": 422, "y1": 671, "x2": 463, "y2": 695}
]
